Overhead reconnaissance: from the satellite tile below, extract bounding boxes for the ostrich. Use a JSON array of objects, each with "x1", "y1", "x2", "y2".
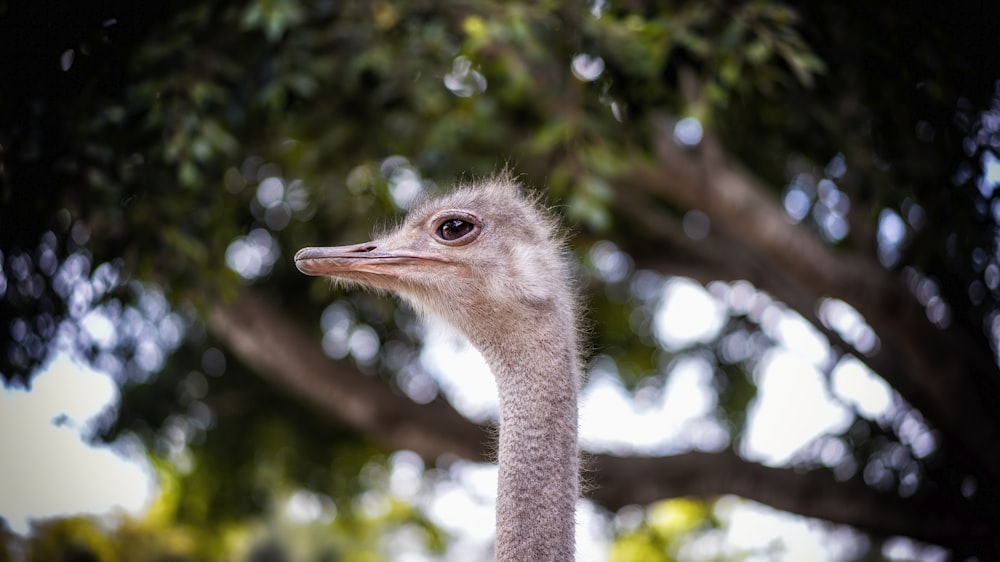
[{"x1": 294, "y1": 175, "x2": 581, "y2": 561}]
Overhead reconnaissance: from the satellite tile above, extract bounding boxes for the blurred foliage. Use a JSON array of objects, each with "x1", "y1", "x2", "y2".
[
  {"x1": 2, "y1": 0, "x2": 999, "y2": 559},
  {"x1": 3, "y1": 458, "x2": 443, "y2": 562},
  {"x1": 610, "y1": 498, "x2": 716, "y2": 562}
]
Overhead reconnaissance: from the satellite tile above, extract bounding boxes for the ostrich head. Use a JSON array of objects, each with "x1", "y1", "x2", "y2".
[
  {"x1": 294, "y1": 175, "x2": 574, "y2": 345},
  {"x1": 295, "y1": 174, "x2": 583, "y2": 561}
]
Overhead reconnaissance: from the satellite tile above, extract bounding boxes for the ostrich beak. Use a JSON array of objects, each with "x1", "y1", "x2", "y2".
[{"x1": 294, "y1": 243, "x2": 451, "y2": 278}]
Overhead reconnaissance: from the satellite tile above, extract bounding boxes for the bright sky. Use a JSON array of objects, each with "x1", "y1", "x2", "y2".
[
  {"x1": 0, "y1": 277, "x2": 924, "y2": 561},
  {"x1": 0, "y1": 353, "x2": 154, "y2": 534}
]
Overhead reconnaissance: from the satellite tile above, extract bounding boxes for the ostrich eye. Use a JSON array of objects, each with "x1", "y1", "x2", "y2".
[{"x1": 437, "y1": 219, "x2": 475, "y2": 241}]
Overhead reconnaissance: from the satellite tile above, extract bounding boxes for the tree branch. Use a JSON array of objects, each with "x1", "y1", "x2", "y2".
[
  {"x1": 208, "y1": 288, "x2": 491, "y2": 464},
  {"x1": 621, "y1": 114, "x2": 1000, "y2": 481},
  {"x1": 589, "y1": 452, "x2": 994, "y2": 549},
  {"x1": 208, "y1": 287, "x2": 996, "y2": 548},
  {"x1": 613, "y1": 185, "x2": 927, "y2": 417}
]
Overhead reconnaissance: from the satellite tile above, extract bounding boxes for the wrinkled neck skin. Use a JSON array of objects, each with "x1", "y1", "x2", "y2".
[{"x1": 471, "y1": 310, "x2": 580, "y2": 562}]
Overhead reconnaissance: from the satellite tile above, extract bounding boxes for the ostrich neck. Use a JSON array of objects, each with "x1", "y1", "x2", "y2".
[{"x1": 475, "y1": 318, "x2": 579, "y2": 562}]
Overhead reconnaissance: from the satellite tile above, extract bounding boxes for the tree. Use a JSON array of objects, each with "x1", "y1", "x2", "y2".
[{"x1": 2, "y1": 0, "x2": 999, "y2": 559}]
